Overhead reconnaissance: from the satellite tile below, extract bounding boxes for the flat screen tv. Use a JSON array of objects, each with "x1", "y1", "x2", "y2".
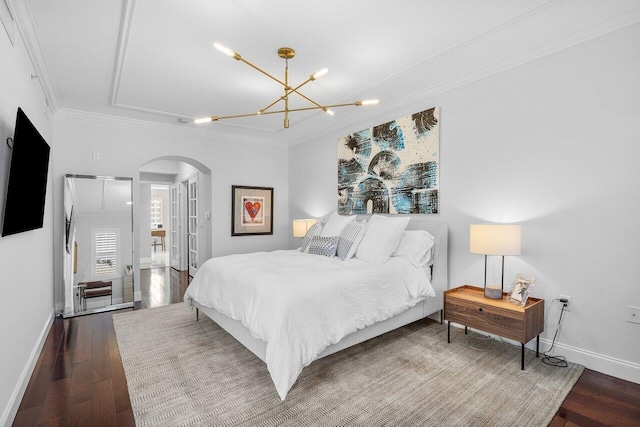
[{"x1": 2, "y1": 108, "x2": 50, "y2": 236}]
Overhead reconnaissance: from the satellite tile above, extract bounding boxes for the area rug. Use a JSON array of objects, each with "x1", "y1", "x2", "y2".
[{"x1": 113, "y1": 303, "x2": 583, "y2": 426}]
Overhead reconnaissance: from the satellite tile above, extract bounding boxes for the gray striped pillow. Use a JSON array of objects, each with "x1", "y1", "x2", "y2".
[
  {"x1": 308, "y1": 236, "x2": 339, "y2": 257},
  {"x1": 337, "y1": 221, "x2": 367, "y2": 260},
  {"x1": 301, "y1": 221, "x2": 323, "y2": 253}
]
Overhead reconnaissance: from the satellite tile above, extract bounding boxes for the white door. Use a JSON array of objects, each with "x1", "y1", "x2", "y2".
[
  {"x1": 187, "y1": 175, "x2": 199, "y2": 277},
  {"x1": 170, "y1": 183, "x2": 180, "y2": 270}
]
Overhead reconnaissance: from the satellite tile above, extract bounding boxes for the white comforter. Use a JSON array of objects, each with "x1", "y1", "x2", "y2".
[{"x1": 183, "y1": 249, "x2": 435, "y2": 400}]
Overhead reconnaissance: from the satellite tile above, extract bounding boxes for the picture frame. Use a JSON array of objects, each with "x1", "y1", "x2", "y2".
[
  {"x1": 231, "y1": 185, "x2": 273, "y2": 236},
  {"x1": 507, "y1": 274, "x2": 536, "y2": 306}
]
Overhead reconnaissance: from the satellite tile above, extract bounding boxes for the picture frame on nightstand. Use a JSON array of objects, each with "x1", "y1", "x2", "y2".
[{"x1": 507, "y1": 274, "x2": 535, "y2": 306}]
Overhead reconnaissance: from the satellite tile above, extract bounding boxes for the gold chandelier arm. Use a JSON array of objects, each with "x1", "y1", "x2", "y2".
[
  {"x1": 259, "y1": 96, "x2": 285, "y2": 113},
  {"x1": 195, "y1": 99, "x2": 378, "y2": 124},
  {"x1": 206, "y1": 43, "x2": 379, "y2": 128},
  {"x1": 236, "y1": 56, "x2": 289, "y2": 89},
  {"x1": 261, "y1": 67, "x2": 328, "y2": 112},
  {"x1": 259, "y1": 77, "x2": 316, "y2": 113},
  {"x1": 231, "y1": 102, "x2": 364, "y2": 119}
]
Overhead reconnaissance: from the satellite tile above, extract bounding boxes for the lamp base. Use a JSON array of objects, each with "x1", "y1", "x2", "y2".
[{"x1": 484, "y1": 286, "x2": 503, "y2": 299}]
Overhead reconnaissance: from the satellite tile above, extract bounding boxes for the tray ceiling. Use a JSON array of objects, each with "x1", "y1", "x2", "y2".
[{"x1": 18, "y1": 0, "x2": 640, "y2": 145}]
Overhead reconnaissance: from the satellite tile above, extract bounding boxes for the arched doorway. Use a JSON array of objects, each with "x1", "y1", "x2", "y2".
[
  {"x1": 136, "y1": 156, "x2": 212, "y2": 308},
  {"x1": 139, "y1": 156, "x2": 212, "y2": 276}
]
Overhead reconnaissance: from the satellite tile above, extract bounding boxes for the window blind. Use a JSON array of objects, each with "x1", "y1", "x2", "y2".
[
  {"x1": 151, "y1": 196, "x2": 162, "y2": 228},
  {"x1": 95, "y1": 231, "x2": 117, "y2": 277}
]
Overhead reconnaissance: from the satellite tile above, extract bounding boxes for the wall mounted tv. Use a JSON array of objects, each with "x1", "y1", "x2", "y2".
[{"x1": 2, "y1": 108, "x2": 50, "y2": 236}]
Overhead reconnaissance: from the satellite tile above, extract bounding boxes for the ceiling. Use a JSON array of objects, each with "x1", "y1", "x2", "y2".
[
  {"x1": 16, "y1": 0, "x2": 640, "y2": 145},
  {"x1": 68, "y1": 177, "x2": 132, "y2": 215}
]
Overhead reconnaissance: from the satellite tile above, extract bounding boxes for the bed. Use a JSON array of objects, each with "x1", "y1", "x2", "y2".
[{"x1": 184, "y1": 216, "x2": 448, "y2": 400}]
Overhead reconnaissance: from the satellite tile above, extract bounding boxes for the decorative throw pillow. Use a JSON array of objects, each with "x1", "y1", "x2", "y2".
[
  {"x1": 300, "y1": 221, "x2": 324, "y2": 253},
  {"x1": 320, "y1": 211, "x2": 356, "y2": 237},
  {"x1": 308, "y1": 236, "x2": 339, "y2": 257},
  {"x1": 337, "y1": 220, "x2": 367, "y2": 260},
  {"x1": 355, "y1": 215, "x2": 410, "y2": 263},
  {"x1": 392, "y1": 230, "x2": 436, "y2": 266}
]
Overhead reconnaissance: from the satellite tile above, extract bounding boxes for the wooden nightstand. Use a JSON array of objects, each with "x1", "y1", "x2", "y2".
[{"x1": 444, "y1": 285, "x2": 544, "y2": 369}]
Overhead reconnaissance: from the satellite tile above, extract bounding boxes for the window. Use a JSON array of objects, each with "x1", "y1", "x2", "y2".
[
  {"x1": 93, "y1": 229, "x2": 119, "y2": 279},
  {"x1": 151, "y1": 196, "x2": 163, "y2": 228}
]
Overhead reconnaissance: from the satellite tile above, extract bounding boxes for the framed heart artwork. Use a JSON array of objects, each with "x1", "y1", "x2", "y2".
[{"x1": 231, "y1": 185, "x2": 274, "y2": 236}]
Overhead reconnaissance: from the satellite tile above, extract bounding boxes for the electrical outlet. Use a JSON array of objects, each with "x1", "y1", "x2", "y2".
[
  {"x1": 628, "y1": 306, "x2": 640, "y2": 324},
  {"x1": 560, "y1": 295, "x2": 572, "y2": 311}
]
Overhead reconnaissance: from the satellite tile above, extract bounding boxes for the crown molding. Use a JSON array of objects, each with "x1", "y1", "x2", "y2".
[
  {"x1": 288, "y1": 4, "x2": 640, "y2": 148},
  {"x1": 8, "y1": 0, "x2": 59, "y2": 113},
  {"x1": 55, "y1": 108, "x2": 287, "y2": 148},
  {"x1": 14, "y1": 0, "x2": 640, "y2": 150}
]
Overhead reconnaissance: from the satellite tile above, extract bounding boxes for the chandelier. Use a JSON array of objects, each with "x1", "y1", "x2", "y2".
[{"x1": 194, "y1": 43, "x2": 379, "y2": 128}]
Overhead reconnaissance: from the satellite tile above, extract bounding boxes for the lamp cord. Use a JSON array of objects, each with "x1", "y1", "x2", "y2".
[{"x1": 542, "y1": 300, "x2": 568, "y2": 367}]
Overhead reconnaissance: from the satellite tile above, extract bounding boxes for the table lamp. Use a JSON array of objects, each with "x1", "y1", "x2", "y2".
[
  {"x1": 293, "y1": 219, "x2": 318, "y2": 237},
  {"x1": 470, "y1": 224, "x2": 521, "y2": 299}
]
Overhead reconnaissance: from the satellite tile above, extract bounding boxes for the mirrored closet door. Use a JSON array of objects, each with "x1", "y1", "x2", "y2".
[{"x1": 63, "y1": 174, "x2": 134, "y2": 317}]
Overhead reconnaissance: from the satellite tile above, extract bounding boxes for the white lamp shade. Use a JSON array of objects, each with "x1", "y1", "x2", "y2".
[
  {"x1": 293, "y1": 218, "x2": 318, "y2": 237},
  {"x1": 470, "y1": 224, "x2": 521, "y2": 256}
]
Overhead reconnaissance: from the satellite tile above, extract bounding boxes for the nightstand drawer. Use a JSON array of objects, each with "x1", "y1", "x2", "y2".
[{"x1": 445, "y1": 298, "x2": 525, "y2": 342}]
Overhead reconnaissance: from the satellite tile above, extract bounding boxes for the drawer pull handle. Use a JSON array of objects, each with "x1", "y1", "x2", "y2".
[{"x1": 478, "y1": 307, "x2": 483, "y2": 312}]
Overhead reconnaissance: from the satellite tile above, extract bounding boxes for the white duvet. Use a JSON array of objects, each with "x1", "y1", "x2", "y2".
[{"x1": 183, "y1": 249, "x2": 435, "y2": 400}]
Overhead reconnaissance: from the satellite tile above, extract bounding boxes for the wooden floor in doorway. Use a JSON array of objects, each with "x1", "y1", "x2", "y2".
[
  {"x1": 11, "y1": 268, "x2": 640, "y2": 426},
  {"x1": 138, "y1": 267, "x2": 190, "y2": 309}
]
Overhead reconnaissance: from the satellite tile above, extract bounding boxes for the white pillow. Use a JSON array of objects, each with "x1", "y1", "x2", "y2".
[
  {"x1": 320, "y1": 211, "x2": 356, "y2": 237},
  {"x1": 337, "y1": 220, "x2": 367, "y2": 260},
  {"x1": 392, "y1": 230, "x2": 436, "y2": 266},
  {"x1": 356, "y1": 215, "x2": 410, "y2": 263}
]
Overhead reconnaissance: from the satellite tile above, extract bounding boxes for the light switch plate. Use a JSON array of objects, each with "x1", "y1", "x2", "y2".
[{"x1": 628, "y1": 306, "x2": 640, "y2": 324}]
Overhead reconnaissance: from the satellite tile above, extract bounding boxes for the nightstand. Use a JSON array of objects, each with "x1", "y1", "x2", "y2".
[{"x1": 444, "y1": 285, "x2": 544, "y2": 369}]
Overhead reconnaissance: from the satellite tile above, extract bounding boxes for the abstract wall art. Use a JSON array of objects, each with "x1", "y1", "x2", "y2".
[{"x1": 337, "y1": 107, "x2": 439, "y2": 215}]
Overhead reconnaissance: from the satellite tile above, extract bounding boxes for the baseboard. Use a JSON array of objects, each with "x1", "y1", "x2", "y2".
[
  {"x1": 455, "y1": 323, "x2": 639, "y2": 385},
  {"x1": 539, "y1": 338, "x2": 640, "y2": 384},
  {"x1": 1, "y1": 309, "x2": 54, "y2": 427}
]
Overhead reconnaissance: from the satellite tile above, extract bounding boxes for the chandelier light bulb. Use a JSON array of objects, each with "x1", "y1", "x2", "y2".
[
  {"x1": 213, "y1": 42, "x2": 235, "y2": 57},
  {"x1": 311, "y1": 68, "x2": 328, "y2": 80},
  {"x1": 194, "y1": 117, "x2": 213, "y2": 124},
  {"x1": 324, "y1": 108, "x2": 334, "y2": 116},
  {"x1": 358, "y1": 99, "x2": 379, "y2": 106}
]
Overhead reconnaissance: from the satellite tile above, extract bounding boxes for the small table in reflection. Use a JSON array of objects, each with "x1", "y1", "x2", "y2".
[{"x1": 151, "y1": 229, "x2": 166, "y2": 251}]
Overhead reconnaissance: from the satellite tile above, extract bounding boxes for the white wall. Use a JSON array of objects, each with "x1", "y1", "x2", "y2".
[
  {"x1": 289, "y1": 23, "x2": 640, "y2": 383},
  {"x1": 52, "y1": 112, "x2": 289, "y2": 311},
  {"x1": 0, "y1": 23, "x2": 55, "y2": 426}
]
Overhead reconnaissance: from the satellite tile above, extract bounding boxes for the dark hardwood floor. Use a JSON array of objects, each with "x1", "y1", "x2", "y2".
[
  {"x1": 138, "y1": 267, "x2": 190, "y2": 309},
  {"x1": 12, "y1": 267, "x2": 190, "y2": 426},
  {"x1": 550, "y1": 368, "x2": 640, "y2": 426},
  {"x1": 12, "y1": 268, "x2": 640, "y2": 426}
]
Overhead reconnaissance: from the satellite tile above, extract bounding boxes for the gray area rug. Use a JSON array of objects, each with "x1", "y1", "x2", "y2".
[{"x1": 113, "y1": 303, "x2": 583, "y2": 426}]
